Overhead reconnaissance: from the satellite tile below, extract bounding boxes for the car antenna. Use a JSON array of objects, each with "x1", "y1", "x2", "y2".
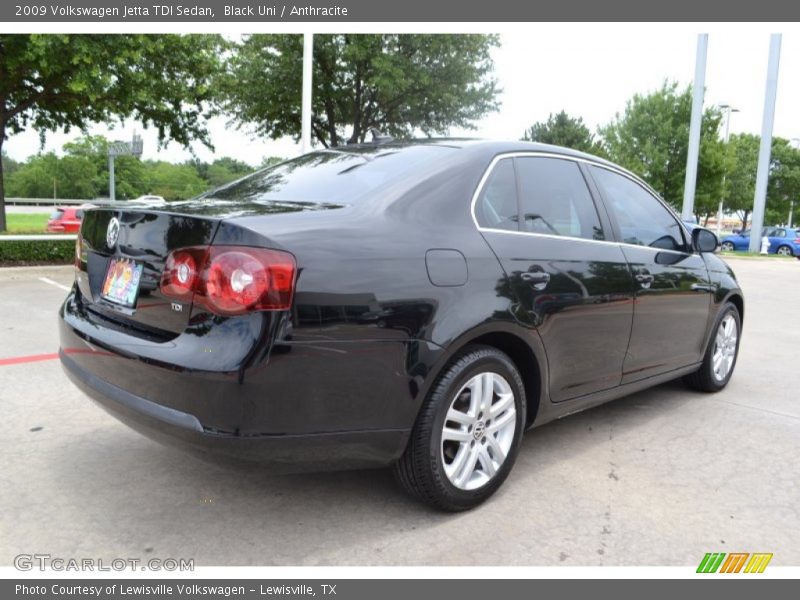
[{"x1": 369, "y1": 128, "x2": 394, "y2": 144}]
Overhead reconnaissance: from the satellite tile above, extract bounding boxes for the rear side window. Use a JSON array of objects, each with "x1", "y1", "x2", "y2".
[
  {"x1": 49, "y1": 210, "x2": 64, "y2": 220},
  {"x1": 75, "y1": 210, "x2": 84, "y2": 219},
  {"x1": 590, "y1": 166, "x2": 688, "y2": 251},
  {"x1": 475, "y1": 158, "x2": 518, "y2": 231},
  {"x1": 515, "y1": 157, "x2": 604, "y2": 241}
]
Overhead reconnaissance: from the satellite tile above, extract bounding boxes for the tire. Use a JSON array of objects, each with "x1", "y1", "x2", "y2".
[
  {"x1": 721, "y1": 241, "x2": 735, "y2": 252},
  {"x1": 683, "y1": 302, "x2": 741, "y2": 392},
  {"x1": 776, "y1": 245, "x2": 794, "y2": 257},
  {"x1": 394, "y1": 345, "x2": 526, "y2": 511}
]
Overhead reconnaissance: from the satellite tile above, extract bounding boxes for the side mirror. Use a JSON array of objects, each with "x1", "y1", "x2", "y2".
[{"x1": 692, "y1": 227, "x2": 719, "y2": 253}]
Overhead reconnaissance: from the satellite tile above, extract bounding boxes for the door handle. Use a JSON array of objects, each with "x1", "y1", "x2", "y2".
[
  {"x1": 690, "y1": 283, "x2": 715, "y2": 293},
  {"x1": 634, "y1": 271, "x2": 654, "y2": 289},
  {"x1": 521, "y1": 270, "x2": 551, "y2": 290}
]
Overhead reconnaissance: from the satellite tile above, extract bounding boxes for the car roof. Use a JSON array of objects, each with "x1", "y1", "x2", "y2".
[{"x1": 334, "y1": 138, "x2": 614, "y2": 164}]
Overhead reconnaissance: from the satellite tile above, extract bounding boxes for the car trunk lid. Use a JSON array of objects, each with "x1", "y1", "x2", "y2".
[
  {"x1": 77, "y1": 207, "x2": 220, "y2": 337},
  {"x1": 75, "y1": 200, "x2": 334, "y2": 337}
]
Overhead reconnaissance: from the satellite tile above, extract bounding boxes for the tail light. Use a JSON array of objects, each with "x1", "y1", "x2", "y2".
[{"x1": 160, "y1": 246, "x2": 296, "y2": 316}]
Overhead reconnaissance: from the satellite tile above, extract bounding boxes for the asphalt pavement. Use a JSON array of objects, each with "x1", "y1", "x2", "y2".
[{"x1": 0, "y1": 258, "x2": 797, "y2": 566}]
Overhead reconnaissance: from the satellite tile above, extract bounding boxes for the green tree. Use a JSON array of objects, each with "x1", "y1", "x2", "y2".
[
  {"x1": 521, "y1": 111, "x2": 604, "y2": 155},
  {"x1": 720, "y1": 134, "x2": 800, "y2": 231},
  {"x1": 146, "y1": 161, "x2": 208, "y2": 201},
  {"x1": 1, "y1": 152, "x2": 19, "y2": 177},
  {"x1": 260, "y1": 156, "x2": 286, "y2": 169},
  {"x1": 0, "y1": 33, "x2": 224, "y2": 230},
  {"x1": 600, "y1": 81, "x2": 725, "y2": 216},
  {"x1": 224, "y1": 34, "x2": 500, "y2": 147},
  {"x1": 725, "y1": 134, "x2": 760, "y2": 231},
  {"x1": 6, "y1": 152, "x2": 97, "y2": 199},
  {"x1": 767, "y1": 138, "x2": 800, "y2": 226},
  {"x1": 203, "y1": 157, "x2": 254, "y2": 187},
  {"x1": 63, "y1": 135, "x2": 150, "y2": 199}
]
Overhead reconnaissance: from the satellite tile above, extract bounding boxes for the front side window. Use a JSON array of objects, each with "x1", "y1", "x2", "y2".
[
  {"x1": 475, "y1": 158, "x2": 518, "y2": 232},
  {"x1": 515, "y1": 157, "x2": 604, "y2": 241},
  {"x1": 590, "y1": 166, "x2": 687, "y2": 251}
]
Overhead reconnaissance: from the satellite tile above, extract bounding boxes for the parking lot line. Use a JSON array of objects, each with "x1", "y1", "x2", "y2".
[{"x1": 38, "y1": 276, "x2": 71, "y2": 292}]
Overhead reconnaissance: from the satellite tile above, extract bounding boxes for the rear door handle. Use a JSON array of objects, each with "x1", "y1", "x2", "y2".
[
  {"x1": 521, "y1": 271, "x2": 551, "y2": 290},
  {"x1": 634, "y1": 271, "x2": 654, "y2": 289}
]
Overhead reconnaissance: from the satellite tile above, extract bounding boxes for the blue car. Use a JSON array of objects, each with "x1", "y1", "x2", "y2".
[{"x1": 721, "y1": 227, "x2": 800, "y2": 257}]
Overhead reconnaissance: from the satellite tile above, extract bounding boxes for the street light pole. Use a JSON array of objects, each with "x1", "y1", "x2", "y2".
[
  {"x1": 749, "y1": 34, "x2": 782, "y2": 253},
  {"x1": 716, "y1": 104, "x2": 739, "y2": 236},
  {"x1": 682, "y1": 33, "x2": 709, "y2": 222}
]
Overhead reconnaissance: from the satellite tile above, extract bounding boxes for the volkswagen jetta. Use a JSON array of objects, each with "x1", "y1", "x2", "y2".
[{"x1": 59, "y1": 140, "x2": 743, "y2": 511}]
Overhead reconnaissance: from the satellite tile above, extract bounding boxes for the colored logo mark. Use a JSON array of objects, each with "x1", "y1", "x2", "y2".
[{"x1": 697, "y1": 552, "x2": 773, "y2": 573}]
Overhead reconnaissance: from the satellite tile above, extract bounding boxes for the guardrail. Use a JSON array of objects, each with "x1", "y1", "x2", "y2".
[
  {"x1": 3, "y1": 197, "x2": 90, "y2": 206},
  {"x1": 0, "y1": 234, "x2": 77, "y2": 242}
]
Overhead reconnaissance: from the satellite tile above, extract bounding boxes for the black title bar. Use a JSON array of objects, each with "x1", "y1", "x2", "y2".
[{"x1": 1, "y1": 0, "x2": 799, "y2": 22}]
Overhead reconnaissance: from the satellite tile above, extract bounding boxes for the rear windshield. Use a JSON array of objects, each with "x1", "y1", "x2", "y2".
[
  {"x1": 49, "y1": 210, "x2": 64, "y2": 219},
  {"x1": 198, "y1": 145, "x2": 456, "y2": 204}
]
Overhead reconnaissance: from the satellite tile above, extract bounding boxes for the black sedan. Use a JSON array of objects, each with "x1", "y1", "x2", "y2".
[{"x1": 59, "y1": 140, "x2": 743, "y2": 511}]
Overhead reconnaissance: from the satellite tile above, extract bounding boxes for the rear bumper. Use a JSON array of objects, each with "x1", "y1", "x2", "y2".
[
  {"x1": 60, "y1": 349, "x2": 409, "y2": 470},
  {"x1": 58, "y1": 288, "x2": 429, "y2": 470}
]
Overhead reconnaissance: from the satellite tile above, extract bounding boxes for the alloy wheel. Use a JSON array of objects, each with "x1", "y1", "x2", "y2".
[
  {"x1": 441, "y1": 371, "x2": 517, "y2": 491},
  {"x1": 712, "y1": 314, "x2": 738, "y2": 382},
  {"x1": 777, "y1": 246, "x2": 793, "y2": 256}
]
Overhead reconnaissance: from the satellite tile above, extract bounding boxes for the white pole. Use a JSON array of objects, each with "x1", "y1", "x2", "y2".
[
  {"x1": 108, "y1": 155, "x2": 115, "y2": 202},
  {"x1": 682, "y1": 34, "x2": 708, "y2": 222},
  {"x1": 301, "y1": 33, "x2": 314, "y2": 154},
  {"x1": 749, "y1": 34, "x2": 782, "y2": 253}
]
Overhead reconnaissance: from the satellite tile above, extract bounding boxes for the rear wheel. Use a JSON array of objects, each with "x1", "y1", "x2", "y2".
[
  {"x1": 394, "y1": 346, "x2": 526, "y2": 511},
  {"x1": 721, "y1": 241, "x2": 735, "y2": 252},
  {"x1": 776, "y1": 245, "x2": 794, "y2": 256},
  {"x1": 684, "y1": 302, "x2": 741, "y2": 392}
]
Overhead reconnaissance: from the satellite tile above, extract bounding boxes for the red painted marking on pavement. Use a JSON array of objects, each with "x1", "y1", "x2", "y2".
[
  {"x1": 0, "y1": 348, "x2": 116, "y2": 367},
  {"x1": 0, "y1": 352, "x2": 59, "y2": 366}
]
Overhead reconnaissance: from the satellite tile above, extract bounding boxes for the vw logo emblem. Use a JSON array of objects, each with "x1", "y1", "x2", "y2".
[
  {"x1": 473, "y1": 420, "x2": 486, "y2": 440},
  {"x1": 106, "y1": 217, "x2": 120, "y2": 249}
]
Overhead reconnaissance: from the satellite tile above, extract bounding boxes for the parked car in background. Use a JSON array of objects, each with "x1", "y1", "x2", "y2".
[
  {"x1": 131, "y1": 195, "x2": 167, "y2": 206},
  {"x1": 721, "y1": 227, "x2": 800, "y2": 256},
  {"x1": 59, "y1": 140, "x2": 744, "y2": 511},
  {"x1": 46, "y1": 206, "x2": 85, "y2": 233}
]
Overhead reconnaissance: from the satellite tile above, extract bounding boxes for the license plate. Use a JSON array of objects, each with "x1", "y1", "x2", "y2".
[{"x1": 101, "y1": 258, "x2": 143, "y2": 307}]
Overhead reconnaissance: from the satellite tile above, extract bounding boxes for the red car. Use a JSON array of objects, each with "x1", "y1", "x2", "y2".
[{"x1": 46, "y1": 206, "x2": 85, "y2": 233}]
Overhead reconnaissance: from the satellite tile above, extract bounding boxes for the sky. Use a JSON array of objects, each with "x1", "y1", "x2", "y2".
[{"x1": 5, "y1": 27, "x2": 800, "y2": 166}]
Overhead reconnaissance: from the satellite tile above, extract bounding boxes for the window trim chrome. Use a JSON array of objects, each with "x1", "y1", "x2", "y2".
[{"x1": 469, "y1": 151, "x2": 693, "y2": 255}]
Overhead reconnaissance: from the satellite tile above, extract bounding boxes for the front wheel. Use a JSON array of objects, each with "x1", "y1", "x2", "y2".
[
  {"x1": 394, "y1": 346, "x2": 526, "y2": 511},
  {"x1": 776, "y1": 245, "x2": 794, "y2": 257},
  {"x1": 721, "y1": 241, "x2": 735, "y2": 252},
  {"x1": 684, "y1": 302, "x2": 741, "y2": 392}
]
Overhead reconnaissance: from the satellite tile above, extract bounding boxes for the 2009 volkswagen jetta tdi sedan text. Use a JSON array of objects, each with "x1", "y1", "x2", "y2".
[{"x1": 59, "y1": 140, "x2": 744, "y2": 511}]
